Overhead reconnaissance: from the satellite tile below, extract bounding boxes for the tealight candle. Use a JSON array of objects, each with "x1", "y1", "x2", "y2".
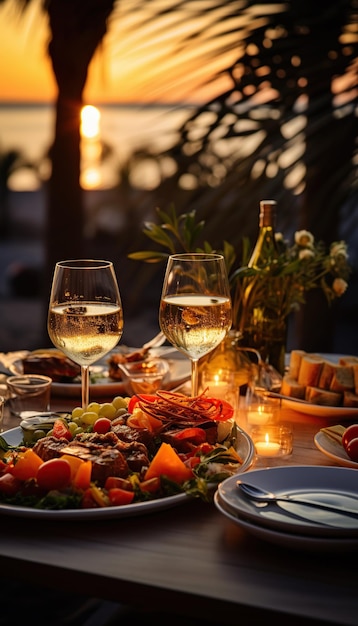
[
  {"x1": 254, "y1": 433, "x2": 281, "y2": 457},
  {"x1": 251, "y1": 425, "x2": 293, "y2": 458},
  {"x1": 247, "y1": 406, "x2": 272, "y2": 426}
]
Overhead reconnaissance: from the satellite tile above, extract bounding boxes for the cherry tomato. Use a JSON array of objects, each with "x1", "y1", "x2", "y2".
[
  {"x1": 342, "y1": 424, "x2": 358, "y2": 451},
  {"x1": 0, "y1": 473, "x2": 22, "y2": 496},
  {"x1": 37, "y1": 458, "x2": 72, "y2": 491},
  {"x1": 104, "y1": 476, "x2": 132, "y2": 491},
  {"x1": 345, "y1": 437, "x2": 358, "y2": 462},
  {"x1": 107, "y1": 488, "x2": 135, "y2": 506},
  {"x1": 93, "y1": 417, "x2": 112, "y2": 434},
  {"x1": 52, "y1": 418, "x2": 72, "y2": 441}
]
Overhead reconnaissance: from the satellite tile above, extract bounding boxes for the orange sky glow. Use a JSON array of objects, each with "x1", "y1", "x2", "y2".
[{"x1": 0, "y1": 2, "x2": 239, "y2": 105}]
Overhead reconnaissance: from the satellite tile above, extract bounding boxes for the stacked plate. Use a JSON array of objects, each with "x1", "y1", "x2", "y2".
[{"x1": 215, "y1": 466, "x2": 358, "y2": 551}]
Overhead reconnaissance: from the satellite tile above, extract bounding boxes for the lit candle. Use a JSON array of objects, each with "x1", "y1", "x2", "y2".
[
  {"x1": 247, "y1": 406, "x2": 271, "y2": 425},
  {"x1": 254, "y1": 432, "x2": 281, "y2": 457}
]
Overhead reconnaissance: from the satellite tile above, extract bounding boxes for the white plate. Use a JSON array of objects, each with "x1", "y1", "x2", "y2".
[
  {"x1": 214, "y1": 492, "x2": 358, "y2": 552},
  {"x1": 282, "y1": 398, "x2": 358, "y2": 419},
  {"x1": 0, "y1": 424, "x2": 254, "y2": 519},
  {"x1": 6, "y1": 347, "x2": 191, "y2": 398},
  {"x1": 314, "y1": 430, "x2": 358, "y2": 469},
  {"x1": 217, "y1": 466, "x2": 358, "y2": 537}
]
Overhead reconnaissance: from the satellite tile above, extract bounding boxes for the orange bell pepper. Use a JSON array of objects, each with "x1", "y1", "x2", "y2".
[
  {"x1": 11, "y1": 448, "x2": 43, "y2": 481},
  {"x1": 144, "y1": 442, "x2": 193, "y2": 483}
]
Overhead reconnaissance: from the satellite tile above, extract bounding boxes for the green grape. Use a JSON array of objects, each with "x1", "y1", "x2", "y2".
[
  {"x1": 72, "y1": 406, "x2": 84, "y2": 419},
  {"x1": 81, "y1": 411, "x2": 100, "y2": 426},
  {"x1": 98, "y1": 403, "x2": 117, "y2": 419},
  {"x1": 68, "y1": 421, "x2": 79, "y2": 435},
  {"x1": 114, "y1": 407, "x2": 128, "y2": 419},
  {"x1": 112, "y1": 396, "x2": 129, "y2": 410},
  {"x1": 87, "y1": 402, "x2": 101, "y2": 414}
]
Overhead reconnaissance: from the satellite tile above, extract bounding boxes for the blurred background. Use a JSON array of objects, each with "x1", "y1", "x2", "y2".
[{"x1": 0, "y1": 0, "x2": 357, "y2": 354}]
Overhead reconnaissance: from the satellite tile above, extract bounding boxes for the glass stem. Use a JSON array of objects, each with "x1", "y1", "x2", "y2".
[
  {"x1": 191, "y1": 359, "x2": 199, "y2": 397},
  {"x1": 81, "y1": 365, "x2": 90, "y2": 409}
]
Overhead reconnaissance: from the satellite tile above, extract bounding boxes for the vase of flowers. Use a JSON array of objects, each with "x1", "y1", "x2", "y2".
[
  {"x1": 129, "y1": 206, "x2": 351, "y2": 379},
  {"x1": 230, "y1": 230, "x2": 350, "y2": 373}
]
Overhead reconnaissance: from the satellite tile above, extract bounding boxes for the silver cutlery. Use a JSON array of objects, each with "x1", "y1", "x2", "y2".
[{"x1": 236, "y1": 480, "x2": 358, "y2": 518}]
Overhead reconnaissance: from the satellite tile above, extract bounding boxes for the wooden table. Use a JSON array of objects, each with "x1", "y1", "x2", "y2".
[{"x1": 0, "y1": 392, "x2": 357, "y2": 626}]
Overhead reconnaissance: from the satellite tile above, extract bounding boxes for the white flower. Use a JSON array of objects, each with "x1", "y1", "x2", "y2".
[
  {"x1": 275, "y1": 232, "x2": 284, "y2": 243},
  {"x1": 295, "y1": 230, "x2": 315, "y2": 248},
  {"x1": 330, "y1": 241, "x2": 348, "y2": 259},
  {"x1": 332, "y1": 277, "x2": 348, "y2": 296},
  {"x1": 299, "y1": 248, "x2": 315, "y2": 260}
]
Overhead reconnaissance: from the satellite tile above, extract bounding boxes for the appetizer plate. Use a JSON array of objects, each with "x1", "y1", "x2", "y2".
[
  {"x1": 282, "y1": 352, "x2": 358, "y2": 420},
  {"x1": 314, "y1": 430, "x2": 358, "y2": 469},
  {"x1": 5, "y1": 347, "x2": 191, "y2": 398},
  {"x1": 214, "y1": 492, "x2": 358, "y2": 552},
  {"x1": 217, "y1": 466, "x2": 358, "y2": 538},
  {"x1": 0, "y1": 425, "x2": 254, "y2": 520}
]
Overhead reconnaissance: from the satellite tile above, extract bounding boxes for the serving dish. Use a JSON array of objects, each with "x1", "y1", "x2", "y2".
[
  {"x1": 314, "y1": 430, "x2": 358, "y2": 469},
  {"x1": 217, "y1": 466, "x2": 358, "y2": 537},
  {"x1": 5, "y1": 347, "x2": 191, "y2": 398},
  {"x1": 281, "y1": 352, "x2": 358, "y2": 419},
  {"x1": 0, "y1": 424, "x2": 254, "y2": 519},
  {"x1": 214, "y1": 492, "x2": 358, "y2": 552}
]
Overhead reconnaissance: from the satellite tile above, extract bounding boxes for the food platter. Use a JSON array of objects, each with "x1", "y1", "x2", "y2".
[
  {"x1": 5, "y1": 347, "x2": 191, "y2": 398},
  {"x1": 281, "y1": 352, "x2": 358, "y2": 420},
  {"x1": 0, "y1": 424, "x2": 255, "y2": 520},
  {"x1": 314, "y1": 430, "x2": 358, "y2": 469}
]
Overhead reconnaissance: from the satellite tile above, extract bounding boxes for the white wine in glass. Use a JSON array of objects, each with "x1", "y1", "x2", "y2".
[
  {"x1": 48, "y1": 259, "x2": 123, "y2": 409},
  {"x1": 159, "y1": 253, "x2": 232, "y2": 396}
]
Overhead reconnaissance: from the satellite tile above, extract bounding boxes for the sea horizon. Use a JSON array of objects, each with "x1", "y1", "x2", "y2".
[{"x1": 0, "y1": 101, "x2": 194, "y2": 191}]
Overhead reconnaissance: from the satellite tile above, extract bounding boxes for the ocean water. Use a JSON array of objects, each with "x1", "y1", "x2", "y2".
[{"x1": 0, "y1": 103, "x2": 193, "y2": 190}]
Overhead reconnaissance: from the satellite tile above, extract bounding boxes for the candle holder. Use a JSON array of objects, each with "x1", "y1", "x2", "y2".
[
  {"x1": 201, "y1": 369, "x2": 238, "y2": 414},
  {"x1": 238, "y1": 386, "x2": 280, "y2": 431},
  {"x1": 251, "y1": 424, "x2": 293, "y2": 458}
]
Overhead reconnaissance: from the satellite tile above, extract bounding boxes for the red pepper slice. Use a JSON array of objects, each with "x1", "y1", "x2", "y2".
[
  {"x1": 173, "y1": 427, "x2": 207, "y2": 444},
  {"x1": 128, "y1": 394, "x2": 157, "y2": 413}
]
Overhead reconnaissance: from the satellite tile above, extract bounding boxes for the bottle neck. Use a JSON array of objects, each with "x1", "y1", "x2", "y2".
[{"x1": 248, "y1": 200, "x2": 278, "y2": 268}]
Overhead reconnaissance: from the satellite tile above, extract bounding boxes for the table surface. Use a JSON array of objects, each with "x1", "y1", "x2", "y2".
[{"x1": 0, "y1": 389, "x2": 357, "y2": 626}]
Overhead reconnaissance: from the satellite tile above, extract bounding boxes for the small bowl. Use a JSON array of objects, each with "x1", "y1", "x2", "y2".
[{"x1": 117, "y1": 358, "x2": 170, "y2": 395}]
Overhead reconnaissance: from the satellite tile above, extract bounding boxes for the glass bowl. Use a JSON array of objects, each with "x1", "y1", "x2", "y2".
[{"x1": 117, "y1": 358, "x2": 170, "y2": 395}]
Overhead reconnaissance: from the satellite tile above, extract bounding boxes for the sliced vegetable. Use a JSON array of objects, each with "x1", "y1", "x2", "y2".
[
  {"x1": 73, "y1": 460, "x2": 92, "y2": 490},
  {"x1": 144, "y1": 442, "x2": 193, "y2": 483},
  {"x1": 108, "y1": 488, "x2": 135, "y2": 506},
  {"x1": 10, "y1": 448, "x2": 44, "y2": 481},
  {"x1": 52, "y1": 418, "x2": 72, "y2": 441},
  {"x1": 0, "y1": 473, "x2": 22, "y2": 495}
]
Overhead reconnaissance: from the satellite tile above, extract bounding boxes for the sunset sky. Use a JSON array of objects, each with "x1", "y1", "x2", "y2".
[{"x1": 0, "y1": 1, "x2": 239, "y2": 105}]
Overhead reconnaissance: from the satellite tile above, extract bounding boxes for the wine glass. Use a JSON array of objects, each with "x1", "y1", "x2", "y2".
[
  {"x1": 48, "y1": 259, "x2": 123, "y2": 409},
  {"x1": 159, "y1": 253, "x2": 232, "y2": 396}
]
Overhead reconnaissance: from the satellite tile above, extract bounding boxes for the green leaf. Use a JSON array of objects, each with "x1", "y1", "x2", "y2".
[{"x1": 128, "y1": 251, "x2": 168, "y2": 263}]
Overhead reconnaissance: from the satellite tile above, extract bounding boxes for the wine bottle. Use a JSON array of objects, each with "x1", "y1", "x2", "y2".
[{"x1": 241, "y1": 199, "x2": 286, "y2": 375}]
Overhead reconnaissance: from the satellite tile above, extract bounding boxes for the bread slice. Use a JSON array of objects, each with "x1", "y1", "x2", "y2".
[
  {"x1": 329, "y1": 366, "x2": 354, "y2": 392},
  {"x1": 339, "y1": 355, "x2": 358, "y2": 366},
  {"x1": 343, "y1": 390, "x2": 358, "y2": 408},
  {"x1": 298, "y1": 355, "x2": 324, "y2": 387},
  {"x1": 318, "y1": 360, "x2": 337, "y2": 390},
  {"x1": 281, "y1": 376, "x2": 306, "y2": 399},
  {"x1": 305, "y1": 386, "x2": 342, "y2": 406},
  {"x1": 288, "y1": 350, "x2": 306, "y2": 379}
]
